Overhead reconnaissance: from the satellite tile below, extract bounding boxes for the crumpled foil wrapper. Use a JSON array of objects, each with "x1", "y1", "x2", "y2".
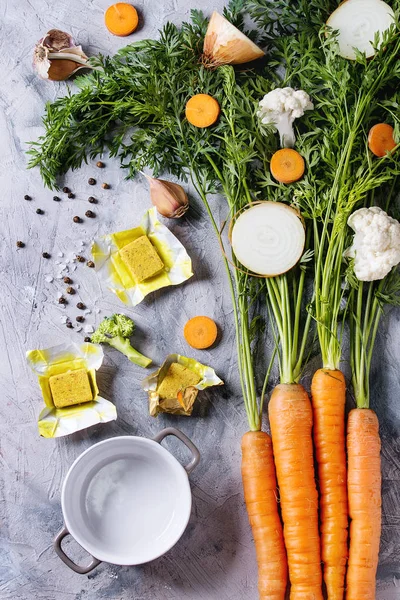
[{"x1": 142, "y1": 354, "x2": 223, "y2": 416}]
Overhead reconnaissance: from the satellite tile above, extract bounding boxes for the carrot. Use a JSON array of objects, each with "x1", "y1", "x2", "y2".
[
  {"x1": 184, "y1": 316, "x2": 218, "y2": 349},
  {"x1": 241, "y1": 431, "x2": 288, "y2": 600},
  {"x1": 185, "y1": 94, "x2": 220, "y2": 128},
  {"x1": 269, "y1": 383, "x2": 323, "y2": 600},
  {"x1": 311, "y1": 368, "x2": 348, "y2": 600},
  {"x1": 368, "y1": 123, "x2": 397, "y2": 157},
  {"x1": 270, "y1": 149, "x2": 305, "y2": 184},
  {"x1": 346, "y1": 408, "x2": 381, "y2": 600},
  {"x1": 105, "y1": 3, "x2": 139, "y2": 36}
]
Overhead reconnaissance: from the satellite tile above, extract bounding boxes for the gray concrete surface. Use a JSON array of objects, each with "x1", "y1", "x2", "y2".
[{"x1": 0, "y1": 1, "x2": 399, "y2": 599}]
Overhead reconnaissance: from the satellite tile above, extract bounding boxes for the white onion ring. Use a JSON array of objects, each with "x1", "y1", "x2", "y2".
[
  {"x1": 326, "y1": 0, "x2": 395, "y2": 60},
  {"x1": 231, "y1": 202, "x2": 305, "y2": 277}
]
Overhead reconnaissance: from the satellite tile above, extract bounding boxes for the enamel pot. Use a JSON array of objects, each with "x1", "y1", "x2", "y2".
[{"x1": 54, "y1": 427, "x2": 200, "y2": 573}]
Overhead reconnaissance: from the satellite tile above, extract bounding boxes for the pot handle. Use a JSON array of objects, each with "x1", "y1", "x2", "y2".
[
  {"x1": 153, "y1": 427, "x2": 200, "y2": 475},
  {"x1": 54, "y1": 526, "x2": 101, "y2": 574}
]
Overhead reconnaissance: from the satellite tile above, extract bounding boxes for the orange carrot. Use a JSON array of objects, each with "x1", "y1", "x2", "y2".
[
  {"x1": 185, "y1": 94, "x2": 220, "y2": 128},
  {"x1": 241, "y1": 431, "x2": 288, "y2": 600},
  {"x1": 311, "y1": 369, "x2": 348, "y2": 600},
  {"x1": 105, "y1": 3, "x2": 139, "y2": 36},
  {"x1": 269, "y1": 383, "x2": 323, "y2": 600},
  {"x1": 184, "y1": 316, "x2": 218, "y2": 349},
  {"x1": 346, "y1": 408, "x2": 381, "y2": 600},
  {"x1": 368, "y1": 123, "x2": 397, "y2": 157},
  {"x1": 270, "y1": 149, "x2": 305, "y2": 184}
]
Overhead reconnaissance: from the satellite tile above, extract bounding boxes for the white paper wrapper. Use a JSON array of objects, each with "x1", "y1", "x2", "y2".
[
  {"x1": 92, "y1": 207, "x2": 193, "y2": 306},
  {"x1": 26, "y1": 341, "x2": 117, "y2": 438}
]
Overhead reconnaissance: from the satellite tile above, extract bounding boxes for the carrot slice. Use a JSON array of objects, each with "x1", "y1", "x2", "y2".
[
  {"x1": 105, "y1": 3, "x2": 139, "y2": 36},
  {"x1": 368, "y1": 123, "x2": 397, "y2": 157},
  {"x1": 184, "y1": 316, "x2": 218, "y2": 349},
  {"x1": 269, "y1": 383, "x2": 323, "y2": 600},
  {"x1": 241, "y1": 431, "x2": 288, "y2": 599},
  {"x1": 270, "y1": 149, "x2": 305, "y2": 184},
  {"x1": 346, "y1": 408, "x2": 381, "y2": 600},
  {"x1": 185, "y1": 94, "x2": 220, "y2": 128},
  {"x1": 311, "y1": 368, "x2": 348, "y2": 600}
]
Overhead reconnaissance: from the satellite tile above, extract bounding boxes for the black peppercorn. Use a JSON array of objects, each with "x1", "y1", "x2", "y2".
[
  {"x1": 73, "y1": 216, "x2": 82, "y2": 223},
  {"x1": 66, "y1": 286, "x2": 75, "y2": 295},
  {"x1": 88, "y1": 178, "x2": 96, "y2": 185},
  {"x1": 96, "y1": 161, "x2": 105, "y2": 168},
  {"x1": 53, "y1": 196, "x2": 61, "y2": 202},
  {"x1": 76, "y1": 255, "x2": 85, "y2": 263},
  {"x1": 16, "y1": 241, "x2": 25, "y2": 248},
  {"x1": 85, "y1": 210, "x2": 95, "y2": 218},
  {"x1": 66, "y1": 321, "x2": 73, "y2": 329},
  {"x1": 68, "y1": 192, "x2": 75, "y2": 199},
  {"x1": 63, "y1": 277, "x2": 72, "y2": 284},
  {"x1": 36, "y1": 208, "x2": 44, "y2": 215},
  {"x1": 58, "y1": 297, "x2": 67, "y2": 304},
  {"x1": 87, "y1": 261, "x2": 95, "y2": 268},
  {"x1": 84, "y1": 336, "x2": 91, "y2": 342},
  {"x1": 63, "y1": 187, "x2": 70, "y2": 194},
  {"x1": 101, "y1": 183, "x2": 110, "y2": 189},
  {"x1": 76, "y1": 315, "x2": 84, "y2": 323},
  {"x1": 88, "y1": 196, "x2": 97, "y2": 204},
  {"x1": 24, "y1": 195, "x2": 31, "y2": 201},
  {"x1": 42, "y1": 252, "x2": 51, "y2": 259},
  {"x1": 77, "y1": 302, "x2": 86, "y2": 310}
]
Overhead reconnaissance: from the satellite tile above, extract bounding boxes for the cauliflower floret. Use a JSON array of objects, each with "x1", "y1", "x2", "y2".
[
  {"x1": 258, "y1": 87, "x2": 314, "y2": 148},
  {"x1": 346, "y1": 206, "x2": 400, "y2": 281}
]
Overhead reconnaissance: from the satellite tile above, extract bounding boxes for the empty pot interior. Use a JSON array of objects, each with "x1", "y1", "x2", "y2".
[{"x1": 62, "y1": 437, "x2": 191, "y2": 565}]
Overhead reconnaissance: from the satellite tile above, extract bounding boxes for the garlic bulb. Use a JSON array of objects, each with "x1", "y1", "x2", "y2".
[
  {"x1": 203, "y1": 12, "x2": 265, "y2": 66},
  {"x1": 33, "y1": 29, "x2": 92, "y2": 81},
  {"x1": 144, "y1": 175, "x2": 189, "y2": 218}
]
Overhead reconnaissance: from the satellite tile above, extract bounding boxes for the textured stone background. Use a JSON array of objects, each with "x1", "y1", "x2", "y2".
[{"x1": 0, "y1": 1, "x2": 399, "y2": 599}]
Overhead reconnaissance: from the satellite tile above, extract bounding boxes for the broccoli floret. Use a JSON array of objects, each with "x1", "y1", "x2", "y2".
[{"x1": 91, "y1": 314, "x2": 152, "y2": 368}]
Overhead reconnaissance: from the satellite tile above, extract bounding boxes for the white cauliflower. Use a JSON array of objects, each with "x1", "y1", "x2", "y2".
[
  {"x1": 258, "y1": 87, "x2": 314, "y2": 148},
  {"x1": 346, "y1": 206, "x2": 400, "y2": 281}
]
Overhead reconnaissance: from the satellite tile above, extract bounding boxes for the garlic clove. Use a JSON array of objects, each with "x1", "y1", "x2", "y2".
[
  {"x1": 144, "y1": 175, "x2": 189, "y2": 219},
  {"x1": 47, "y1": 59, "x2": 88, "y2": 81},
  {"x1": 203, "y1": 12, "x2": 264, "y2": 67}
]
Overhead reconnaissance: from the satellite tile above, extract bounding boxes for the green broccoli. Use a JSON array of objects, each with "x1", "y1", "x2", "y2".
[{"x1": 91, "y1": 314, "x2": 152, "y2": 368}]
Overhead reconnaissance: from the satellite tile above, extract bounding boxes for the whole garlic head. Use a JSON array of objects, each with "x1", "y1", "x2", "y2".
[{"x1": 33, "y1": 29, "x2": 89, "y2": 80}]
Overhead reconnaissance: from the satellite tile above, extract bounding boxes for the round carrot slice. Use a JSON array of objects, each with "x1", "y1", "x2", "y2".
[
  {"x1": 368, "y1": 123, "x2": 396, "y2": 157},
  {"x1": 105, "y1": 3, "x2": 139, "y2": 36},
  {"x1": 185, "y1": 94, "x2": 220, "y2": 128},
  {"x1": 184, "y1": 316, "x2": 218, "y2": 349},
  {"x1": 270, "y1": 148, "x2": 305, "y2": 184}
]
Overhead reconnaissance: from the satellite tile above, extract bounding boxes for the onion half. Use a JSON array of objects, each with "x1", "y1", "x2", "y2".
[
  {"x1": 203, "y1": 12, "x2": 265, "y2": 66},
  {"x1": 231, "y1": 202, "x2": 305, "y2": 277},
  {"x1": 326, "y1": 0, "x2": 395, "y2": 60}
]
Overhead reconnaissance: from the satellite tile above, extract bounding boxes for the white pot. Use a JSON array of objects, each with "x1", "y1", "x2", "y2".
[{"x1": 54, "y1": 428, "x2": 200, "y2": 573}]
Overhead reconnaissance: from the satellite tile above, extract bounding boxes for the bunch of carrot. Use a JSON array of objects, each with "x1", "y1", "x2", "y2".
[{"x1": 241, "y1": 354, "x2": 381, "y2": 600}]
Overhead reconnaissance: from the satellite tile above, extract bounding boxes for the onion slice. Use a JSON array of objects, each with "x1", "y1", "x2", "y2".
[
  {"x1": 231, "y1": 202, "x2": 305, "y2": 277},
  {"x1": 203, "y1": 12, "x2": 265, "y2": 66},
  {"x1": 326, "y1": 0, "x2": 395, "y2": 60}
]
